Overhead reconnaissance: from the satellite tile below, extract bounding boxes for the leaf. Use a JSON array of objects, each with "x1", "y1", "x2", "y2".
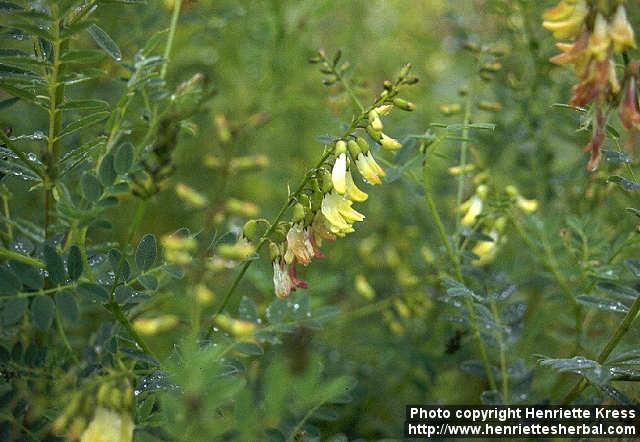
[
  {"x1": 0, "y1": 97, "x2": 20, "y2": 110},
  {"x1": 238, "y1": 296, "x2": 259, "y2": 322},
  {"x1": 60, "y1": 98, "x2": 109, "y2": 111},
  {"x1": 114, "y1": 142, "x2": 133, "y2": 174},
  {"x1": 576, "y1": 295, "x2": 629, "y2": 314},
  {"x1": 0, "y1": 267, "x2": 21, "y2": 296},
  {"x1": 138, "y1": 274, "x2": 158, "y2": 291},
  {"x1": 81, "y1": 172, "x2": 103, "y2": 202},
  {"x1": 161, "y1": 263, "x2": 184, "y2": 279},
  {"x1": 234, "y1": 342, "x2": 263, "y2": 356},
  {"x1": 55, "y1": 290, "x2": 79, "y2": 323},
  {"x1": 87, "y1": 24, "x2": 122, "y2": 61},
  {"x1": 43, "y1": 245, "x2": 65, "y2": 285},
  {"x1": 60, "y1": 49, "x2": 105, "y2": 65},
  {"x1": 57, "y1": 111, "x2": 110, "y2": 140},
  {"x1": 2, "y1": 297, "x2": 27, "y2": 325},
  {"x1": 601, "y1": 149, "x2": 631, "y2": 164},
  {"x1": 30, "y1": 296, "x2": 54, "y2": 331},
  {"x1": 0, "y1": 83, "x2": 38, "y2": 104},
  {"x1": 98, "y1": 153, "x2": 116, "y2": 186},
  {"x1": 136, "y1": 234, "x2": 157, "y2": 271},
  {"x1": 9, "y1": 260, "x2": 43, "y2": 290},
  {"x1": 538, "y1": 355, "x2": 610, "y2": 385},
  {"x1": 625, "y1": 259, "x2": 640, "y2": 279},
  {"x1": 607, "y1": 175, "x2": 640, "y2": 191},
  {"x1": 77, "y1": 282, "x2": 108, "y2": 302},
  {"x1": 67, "y1": 245, "x2": 83, "y2": 281}
]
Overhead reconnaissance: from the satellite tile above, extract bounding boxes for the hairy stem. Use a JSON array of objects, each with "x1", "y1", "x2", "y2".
[
  {"x1": 44, "y1": 6, "x2": 67, "y2": 239},
  {"x1": 161, "y1": 0, "x2": 183, "y2": 80}
]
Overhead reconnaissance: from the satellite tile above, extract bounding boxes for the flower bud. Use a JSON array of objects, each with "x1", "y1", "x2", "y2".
[
  {"x1": 269, "y1": 242, "x2": 281, "y2": 261},
  {"x1": 291, "y1": 203, "x2": 306, "y2": 223},
  {"x1": 478, "y1": 101, "x2": 503, "y2": 111},
  {"x1": 354, "y1": 274, "x2": 375, "y2": 300},
  {"x1": 347, "y1": 139, "x2": 361, "y2": 158},
  {"x1": 392, "y1": 98, "x2": 416, "y2": 111},
  {"x1": 195, "y1": 284, "x2": 215, "y2": 305},
  {"x1": 399, "y1": 63, "x2": 412, "y2": 79},
  {"x1": 439, "y1": 103, "x2": 462, "y2": 115},
  {"x1": 320, "y1": 169, "x2": 333, "y2": 192},
  {"x1": 368, "y1": 110, "x2": 384, "y2": 131},
  {"x1": 366, "y1": 125, "x2": 382, "y2": 141},
  {"x1": 243, "y1": 219, "x2": 259, "y2": 241},
  {"x1": 175, "y1": 183, "x2": 208, "y2": 209},
  {"x1": 335, "y1": 139, "x2": 347, "y2": 155},
  {"x1": 356, "y1": 137, "x2": 370, "y2": 153},
  {"x1": 374, "y1": 104, "x2": 394, "y2": 116},
  {"x1": 214, "y1": 314, "x2": 257, "y2": 336}
]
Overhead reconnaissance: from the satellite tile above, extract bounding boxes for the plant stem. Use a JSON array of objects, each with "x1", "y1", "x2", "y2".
[
  {"x1": 2, "y1": 193, "x2": 13, "y2": 242},
  {"x1": 55, "y1": 306, "x2": 78, "y2": 363},
  {"x1": 491, "y1": 300, "x2": 509, "y2": 403},
  {"x1": 422, "y1": 145, "x2": 498, "y2": 392},
  {"x1": 108, "y1": 302, "x2": 159, "y2": 361},
  {"x1": 44, "y1": 6, "x2": 66, "y2": 239},
  {"x1": 562, "y1": 294, "x2": 640, "y2": 404},
  {"x1": 454, "y1": 86, "x2": 474, "y2": 239},
  {"x1": 0, "y1": 247, "x2": 44, "y2": 267},
  {"x1": 161, "y1": 0, "x2": 182, "y2": 80}
]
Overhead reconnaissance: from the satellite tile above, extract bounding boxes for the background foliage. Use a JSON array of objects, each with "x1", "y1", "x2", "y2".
[{"x1": 1, "y1": 0, "x2": 640, "y2": 440}]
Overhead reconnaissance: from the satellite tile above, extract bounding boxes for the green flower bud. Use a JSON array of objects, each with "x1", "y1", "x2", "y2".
[
  {"x1": 335, "y1": 140, "x2": 347, "y2": 155},
  {"x1": 366, "y1": 125, "x2": 382, "y2": 142},
  {"x1": 97, "y1": 384, "x2": 111, "y2": 405},
  {"x1": 243, "y1": 219, "x2": 259, "y2": 240},
  {"x1": 356, "y1": 137, "x2": 370, "y2": 154},
  {"x1": 110, "y1": 389, "x2": 122, "y2": 409},
  {"x1": 269, "y1": 242, "x2": 280, "y2": 261},
  {"x1": 320, "y1": 169, "x2": 333, "y2": 192},
  {"x1": 399, "y1": 63, "x2": 412, "y2": 79},
  {"x1": 291, "y1": 203, "x2": 306, "y2": 223},
  {"x1": 347, "y1": 139, "x2": 362, "y2": 158},
  {"x1": 478, "y1": 101, "x2": 503, "y2": 111},
  {"x1": 392, "y1": 98, "x2": 416, "y2": 111}
]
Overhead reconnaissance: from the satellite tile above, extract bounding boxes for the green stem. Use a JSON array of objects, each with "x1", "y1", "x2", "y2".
[
  {"x1": 422, "y1": 145, "x2": 497, "y2": 392},
  {"x1": 454, "y1": 89, "x2": 474, "y2": 238},
  {"x1": 161, "y1": 0, "x2": 182, "y2": 80},
  {"x1": 563, "y1": 295, "x2": 640, "y2": 404},
  {"x1": 108, "y1": 302, "x2": 159, "y2": 361},
  {"x1": 0, "y1": 283, "x2": 76, "y2": 299},
  {"x1": 55, "y1": 306, "x2": 78, "y2": 363},
  {"x1": 491, "y1": 300, "x2": 509, "y2": 403},
  {"x1": 0, "y1": 247, "x2": 44, "y2": 267},
  {"x1": 44, "y1": 7, "x2": 66, "y2": 239},
  {"x1": 286, "y1": 399, "x2": 328, "y2": 442},
  {"x1": 2, "y1": 193, "x2": 13, "y2": 243}
]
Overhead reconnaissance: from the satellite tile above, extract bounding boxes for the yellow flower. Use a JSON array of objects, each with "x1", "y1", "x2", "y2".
[
  {"x1": 355, "y1": 152, "x2": 385, "y2": 184},
  {"x1": 368, "y1": 109, "x2": 384, "y2": 131},
  {"x1": 472, "y1": 230, "x2": 499, "y2": 266},
  {"x1": 320, "y1": 191, "x2": 364, "y2": 236},
  {"x1": 331, "y1": 153, "x2": 348, "y2": 194},
  {"x1": 380, "y1": 132, "x2": 402, "y2": 151},
  {"x1": 610, "y1": 5, "x2": 636, "y2": 53},
  {"x1": 588, "y1": 13, "x2": 612, "y2": 61},
  {"x1": 81, "y1": 407, "x2": 133, "y2": 442},
  {"x1": 345, "y1": 171, "x2": 368, "y2": 202},
  {"x1": 133, "y1": 315, "x2": 179, "y2": 335},
  {"x1": 542, "y1": 0, "x2": 588, "y2": 40}
]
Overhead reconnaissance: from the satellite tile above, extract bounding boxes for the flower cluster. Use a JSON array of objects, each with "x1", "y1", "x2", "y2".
[
  {"x1": 52, "y1": 379, "x2": 134, "y2": 442},
  {"x1": 459, "y1": 181, "x2": 538, "y2": 266},
  {"x1": 543, "y1": 0, "x2": 637, "y2": 170},
  {"x1": 263, "y1": 89, "x2": 414, "y2": 299}
]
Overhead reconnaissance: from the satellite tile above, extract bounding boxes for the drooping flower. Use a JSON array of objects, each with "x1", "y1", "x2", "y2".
[
  {"x1": 542, "y1": 0, "x2": 588, "y2": 40},
  {"x1": 355, "y1": 152, "x2": 385, "y2": 185},
  {"x1": 284, "y1": 223, "x2": 314, "y2": 265},
  {"x1": 368, "y1": 109, "x2": 384, "y2": 131},
  {"x1": 380, "y1": 132, "x2": 402, "y2": 151},
  {"x1": 272, "y1": 259, "x2": 307, "y2": 299},
  {"x1": 331, "y1": 153, "x2": 348, "y2": 194},
  {"x1": 80, "y1": 406, "x2": 134, "y2": 442},
  {"x1": 321, "y1": 191, "x2": 365, "y2": 236},
  {"x1": 459, "y1": 184, "x2": 488, "y2": 226},
  {"x1": 472, "y1": 229, "x2": 499, "y2": 267},
  {"x1": 610, "y1": 5, "x2": 636, "y2": 53},
  {"x1": 345, "y1": 170, "x2": 368, "y2": 202}
]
